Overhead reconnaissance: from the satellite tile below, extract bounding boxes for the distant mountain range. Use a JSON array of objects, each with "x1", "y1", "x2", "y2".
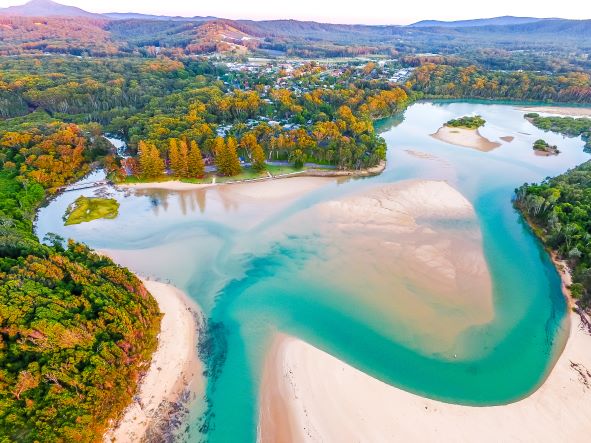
[
  {"x1": 0, "y1": 0, "x2": 567, "y2": 29},
  {"x1": 0, "y1": 0, "x2": 590, "y2": 59},
  {"x1": 409, "y1": 16, "x2": 551, "y2": 28},
  {"x1": 102, "y1": 12, "x2": 216, "y2": 22}
]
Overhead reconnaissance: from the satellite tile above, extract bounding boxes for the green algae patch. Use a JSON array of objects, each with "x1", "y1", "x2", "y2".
[{"x1": 64, "y1": 196, "x2": 119, "y2": 225}]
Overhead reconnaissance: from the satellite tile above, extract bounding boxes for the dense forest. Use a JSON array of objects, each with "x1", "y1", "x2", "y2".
[
  {"x1": 0, "y1": 57, "x2": 410, "y2": 176},
  {"x1": 408, "y1": 64, "x2": 591, "y2": 102},
  {"x1": 515, "y1": 161, "x2": 591, "y2": 308},
  {"x1": 0, "y1": 122, "x2": 161, "y2": 441}
]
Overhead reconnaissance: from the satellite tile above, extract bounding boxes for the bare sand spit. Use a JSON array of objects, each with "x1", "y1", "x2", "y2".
[
  {"x1": 431, "y1": 125, "x2": 501, "y2": 151},
  {"x1": 104, "y1": 279, "x2": 203, "y2": 442},
  {"x1": 519, "y1": 106, "x2": 591, "y2": 117},
  {"x1": 500, "y1": 135, "x2": 515, "y2": 142},
  {"x1": 260, "y1": 312, "x2": 591, "y2": 443}
]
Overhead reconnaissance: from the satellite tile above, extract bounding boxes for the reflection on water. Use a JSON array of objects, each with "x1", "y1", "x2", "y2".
[{"x1": 36, "y1": 102, "x2": 590, "y2": 442}]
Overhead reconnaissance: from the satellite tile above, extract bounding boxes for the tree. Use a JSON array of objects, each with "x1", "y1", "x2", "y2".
[
  {"x1": 289, "y1": 148, "x2": 306, "y2": 169},
  {"x1": 225, "y1": 137, "x2": 242, "y2": 176},
  {"x1": 178, "y1": 139, "x2": 189, "y2": 177},
  {"x1": 168, "y1": 138, "x2": 181, "y2": 175},
  {"x1": 241, "y1": 133, "x2": 266, "y2": 171},
  {"x1": 215, "y1": 136, "x2": 241, "y2": 176},
  {"x1": 188, "y1": 140, "x2": 205, "y2": 177},
  {"x1": 251, "y1": 143, "x2": 266, "y2": 172},
  {"x1": 139, "y1": 140, "x2": 164, "y2": 179}
]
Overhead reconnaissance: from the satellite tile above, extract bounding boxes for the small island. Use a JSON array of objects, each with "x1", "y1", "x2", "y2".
[
  {"x1": 525, "y1": 113, "x2": 591, "y2": 152},
  {"x1": 64, "y1": 196, "x2": 120, "y2": 225},
  {"x1": 431, "y1": 115, "x2": 500, "y2": 151},
  {"x1": 532, "y1": 139, "x2": 560, "y2": 156},
  {"x1": 445, "y1": 115, "x2": 486, "y2": 129}
]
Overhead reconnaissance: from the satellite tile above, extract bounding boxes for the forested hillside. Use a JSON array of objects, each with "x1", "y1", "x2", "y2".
[
  {"x1": 0, "y1": 5, "x2": 590, "y2": 65},
  {"x1": 0, "y1": 122, "x2": 161, "y2": 441}
]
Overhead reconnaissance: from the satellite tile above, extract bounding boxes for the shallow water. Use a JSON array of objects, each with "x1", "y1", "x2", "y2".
[{"x1": 36, "y1": 102, "x2": 590, "y2": 442}]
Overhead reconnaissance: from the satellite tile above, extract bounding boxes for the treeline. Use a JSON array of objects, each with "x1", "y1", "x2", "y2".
[
  {"x1": 525, "y1": 113, "x2": 591, "y2": 151},
  {"x1": 408, "y1": 64, "x2": 591, "y2": 103},
  {"x1": 515, "y1": 161, "x2": 591, "y2": 308},
  {"x1": 0, "y1": 122, "x2": 161, "y2": 441}
]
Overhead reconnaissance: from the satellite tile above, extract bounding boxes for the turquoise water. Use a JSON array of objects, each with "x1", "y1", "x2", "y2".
[{"x1": 36, "y1": 102, "x2": 590, "y2": 442}]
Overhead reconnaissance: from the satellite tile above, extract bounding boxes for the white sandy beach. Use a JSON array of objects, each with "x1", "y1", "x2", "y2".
[
  {"x1": 260, "y1": 311, "x2": 591, "y2": 443},
  {"x1": 104, "y1": 278, "x2": 203, "y2": 442},
  {"x1": 118, "y1": 180, "x2": 215, "y2": 191},
  {"x1": 431, "y1": 125, "x2": 501, "y2": 151},
  {"x1": 519, "y1": 106, "x2": 591, "y2": 117}
]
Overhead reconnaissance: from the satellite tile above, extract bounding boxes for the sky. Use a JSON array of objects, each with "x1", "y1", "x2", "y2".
[{"x1": 1, "y1": 0, "x2": 590, "y2": 25}]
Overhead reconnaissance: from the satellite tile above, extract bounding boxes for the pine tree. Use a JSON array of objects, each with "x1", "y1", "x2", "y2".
[
  {"x1": 149, "y1": 143, "x2": 165, "y2": 178},
  {"x1": 188, "y1": 140, "x2": 205, "y2": 178},
  {"x1": 138, "y1": 140, "x2": 153, "y2": 179},
  {"x1": 225, "y1": 137, "x2": 242, "y2": 176},
  {"x1": 214, "y1": 137, "x2": 228, "y2": 176},
  {"x1": 168, "y1": 138, "x2": 181, "y2": 176},
  {"x1": 178, "y1": 140, "x2": 189, "y2": 177}
]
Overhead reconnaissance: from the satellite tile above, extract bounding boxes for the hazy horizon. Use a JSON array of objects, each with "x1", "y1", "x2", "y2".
[{"x1": 1, "y1": 0, "x2": 590, "y2": 25}]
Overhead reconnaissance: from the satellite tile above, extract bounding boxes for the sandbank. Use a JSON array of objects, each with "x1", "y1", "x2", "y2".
[
  {"x1": 260, "y1": 311, "x2": 591, "y2": 442},
  {"x1": 519, "y1": 106, "x2": 591, "y2": 117},
  {"x1": 283, "y1": 180, "x2": 493, "y2": 355},
  {"x1": 104, "y1": 277, "x2": 203, "y2": 442},
  {"x1": 431, "y1": 125, "x2": 501, "y2": 151}
]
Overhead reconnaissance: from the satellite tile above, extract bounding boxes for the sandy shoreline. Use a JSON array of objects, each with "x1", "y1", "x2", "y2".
[
  {"x1": 260, "y1": 311, "x2": 591, "y2": 442},
  {"x1": 115, "y1": 162, "x2": 385, "y2": 192},
  {"x1": 104, "y1": 277, "x2": 203, "y2": 442},
  {"x1": 431, "y1": 125, "x2": 501, "y2": 151},
  {"x1": 117, "y1": 180, "x2": 216, "y2": 191},
  {"x1": 518, "y1": 106, "x2": 591, "y2": 117}
]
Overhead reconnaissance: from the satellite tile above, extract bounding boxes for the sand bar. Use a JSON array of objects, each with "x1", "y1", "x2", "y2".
[
  {"x1": 293, "y1": 180, "x2": 494, "y2": 352},
  {"x1": 260, "y1": 311, "x2": 591, "y2": 442},
  {"x1": 104, "y1": 277, "x2": 203, "y2": 442},
  {"x1": 431, "y1": 125, "x2": 501, "y2": 151},
  {"x1": 519, "y1": 106, "x2": 591, "y2": 117}
]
